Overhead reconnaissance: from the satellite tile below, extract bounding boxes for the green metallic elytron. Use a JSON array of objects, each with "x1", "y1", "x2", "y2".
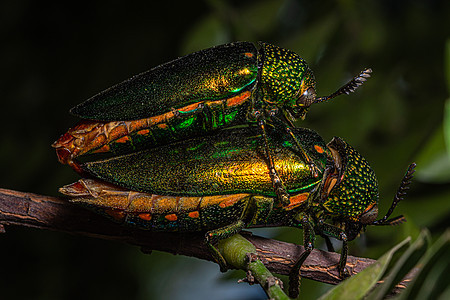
[
  {"x1": 53, "y1": 42, "x2": 371, "y2": 202},
  {"x1": 59, "y1": 125, "x2": 415, "y2": 298}
]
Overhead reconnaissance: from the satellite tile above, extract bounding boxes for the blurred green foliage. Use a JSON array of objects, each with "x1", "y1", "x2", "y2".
[
  {"x1": 321, "y1": 229, "x2": 450, "y2": 300},
  {"x1": 1, "y1": 0, "x2": 449, "y2": 299},
  {"x1": 319, "y1": 235, "x2": 413, "y2": 300}
]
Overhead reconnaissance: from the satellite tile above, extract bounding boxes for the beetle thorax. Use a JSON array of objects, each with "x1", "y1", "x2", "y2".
[
  {"x1": 259, "y1": 43, "x2": 316, "y2": 110},
  {"x1": 321, "y1": 137, "x2": 379, "y2": 223}
]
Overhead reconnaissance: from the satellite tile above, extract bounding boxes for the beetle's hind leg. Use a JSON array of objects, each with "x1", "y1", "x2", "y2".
[
  {"x1": 205, "y1": 196, "x2": 274, "y2": 272},
  {"x1": 289, "y1": 215, "x2": 316, "y2": 298},
  {"x1": 315, "y1": 221, "x2": 350, "y2": 278},
  {"x1": 205, "y1": 220, "x2": 246, "y2": 272}
]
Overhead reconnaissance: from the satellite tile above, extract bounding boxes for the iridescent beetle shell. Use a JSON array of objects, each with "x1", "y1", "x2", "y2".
[
  {"x1": 61, "y1": 125, "x2": 392, "y2": 237},
  {"x1": 53, "y1": 42, "x2": 371, "y2": 170},
  {"x1": 59, "y1": 125, "x2": 414, "y2": 297}
]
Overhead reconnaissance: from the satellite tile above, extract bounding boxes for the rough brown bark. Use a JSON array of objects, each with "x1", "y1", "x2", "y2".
[{"x1": 0, "y1": 187, "x2": 414, "y2": 289}]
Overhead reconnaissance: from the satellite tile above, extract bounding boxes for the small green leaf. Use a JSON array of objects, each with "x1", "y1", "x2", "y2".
[{"x1": 317, "y1": 237, "x2": 411, "y2": 300}]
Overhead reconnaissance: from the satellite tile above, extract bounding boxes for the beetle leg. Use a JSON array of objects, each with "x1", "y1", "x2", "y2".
[
  {"x1": 205, "y1": 220, "x2": 246, "y2": 272},
  {"x1": 248, "y1": 96, "x2": 290, "y2": 204},
  {"x1": 205, "y1": 196, "x2": 275, "y2": 272},
  {"x1": 323, "y1": 236, "x2": 335, "y2": 252},
  {"x1": 256, "y1": 117, "x2": 290, "y2": 206},
  {"x1": 315, "y1": 221, "x2": 350, "y2": 278},
  {"x1": 273, "y1": 112, "x2": 320, "y2": 178},
  {"x1": 339, "y1": 233, "x2": 349, "y2": 277},
  {"x1": 249, "y1": 196, "x2": 274, "y2": 225},
  {"x1": 283, "y1": 123, "x2": 320, "y2": 178},
  {"x1": 289, "y1": 215, "x2": 315, "y2": 298}
]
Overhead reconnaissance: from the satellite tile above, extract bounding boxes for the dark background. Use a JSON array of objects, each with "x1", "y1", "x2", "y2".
[{"x1": 1, "y1": 0, "x2": 449, "y2": 299}]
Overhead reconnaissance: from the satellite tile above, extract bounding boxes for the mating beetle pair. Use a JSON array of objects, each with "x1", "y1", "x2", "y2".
[
  {"x1": 53, "y1": 41, "x2": 371, "y2": 202},
  {"x1": 54, "y1": 42, "x2": 412, "y2": 298}
]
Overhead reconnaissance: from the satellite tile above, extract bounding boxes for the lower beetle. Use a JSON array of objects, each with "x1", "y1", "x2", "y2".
[
  {"x1": 59, "y1": 125, "x2": 415, "y2": 297},
  {"x1": 53, "y1": 41, "x2": 372, "y2": 203}
]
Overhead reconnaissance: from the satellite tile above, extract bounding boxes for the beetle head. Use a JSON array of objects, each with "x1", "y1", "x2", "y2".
[
  {"x1": 259, "y1": 43, "x2": 316, "y2": 115},
  {"x1": 321, "y1": 137, "x2": 379, "y2": 228},
  {"x1": 286, "y1": 68, "x2": 373, "y2": 122},
  {"x1": 258, "y1": 43, "x2": 371, "y2": 123},
  {"x1": 337, "y1": 163, "x2": 415, "y2": 241},
  {"x1": 320, "y1": 138, "x2": 415, "y2": 241}
]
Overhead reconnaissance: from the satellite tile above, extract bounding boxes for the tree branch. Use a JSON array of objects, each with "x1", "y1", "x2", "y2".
[{"x1": 0, "y1": 188, "x2": 415, "y2": 290}]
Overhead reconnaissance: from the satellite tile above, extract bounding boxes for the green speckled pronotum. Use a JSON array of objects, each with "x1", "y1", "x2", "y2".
[
  {"x1": 53, "y1": 42, "x2": 371, "y2": 180},
  {"x1": 59, "y1": 125, "x2": 415, "y2": 297}
]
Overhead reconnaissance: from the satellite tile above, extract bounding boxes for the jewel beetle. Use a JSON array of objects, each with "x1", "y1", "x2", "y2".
[
  {"x1": 53, "y1": 42, "x2": 372, "y2": 203},
  {"x1": 59, "y1": 125, "x2": 415, "y2": 298}
]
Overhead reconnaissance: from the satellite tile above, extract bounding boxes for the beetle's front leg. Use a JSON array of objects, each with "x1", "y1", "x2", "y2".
[
  {"x1": 271, "y1": 109, "x2": 321, "y2": 179},
  {"x1": 289, "y1": 214, "x2": 315, "y2": 299},
  {"x1": 284, "y1": 126, "x2": 320, "y2": 178},
  {"x1": 255, "y1": 116, "x2": 290, "y2": 206},
  {"x1": 315, "y1": 221, "x2": 350, "y2": 278}
]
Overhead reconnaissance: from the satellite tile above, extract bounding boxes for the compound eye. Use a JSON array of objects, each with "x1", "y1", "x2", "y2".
[
  {"x1": 297, "y1": 87, "x2": 316, "y2": 107},
  {"x1": 359, "y1": 204, "x2": 378, "y2": 224}
]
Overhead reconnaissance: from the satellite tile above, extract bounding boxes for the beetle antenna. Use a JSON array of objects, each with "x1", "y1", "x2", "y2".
[
  {"x1": 314, "y1": 68, "x2": 372, "y2": 104},
  {"x1": 372, "y1": 163, "x2": 416, "y2": 226}
]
